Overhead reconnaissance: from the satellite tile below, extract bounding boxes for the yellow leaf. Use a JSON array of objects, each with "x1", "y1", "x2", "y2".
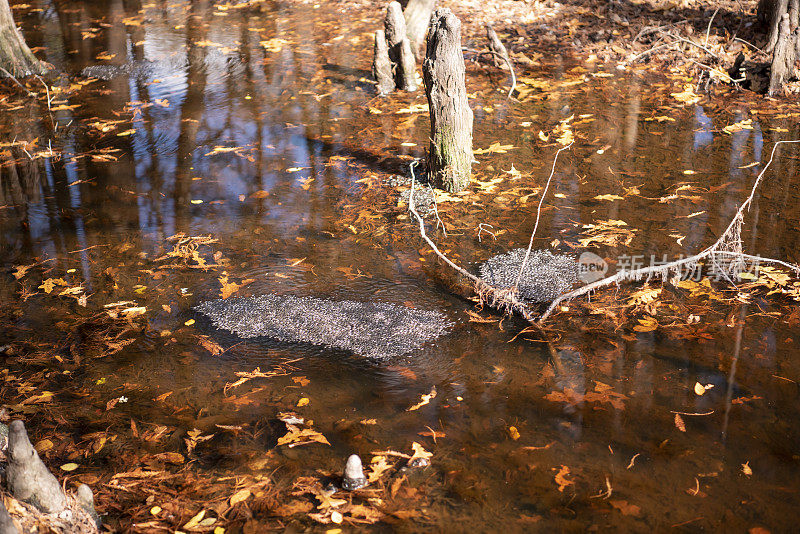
[
  {"x1": 407, "y1": 387, "x2": 436, "y2": 411},
  {"x1": 230, "y1": 489, "x2": 251, "y2": 506},
  {"x1": 473, "y1": 142, "x2": 516, "y2": 155},
  {"x1": 410, "y1": 442, "x2": 433, "y2": 461},
  {"x1": 508, "y1": 426, "x2": 520, "y2": 441},
  {"x1": 185, "y1": 319, "x2": 195, "y2": 326},
  {"x1": 297, "y1": 397, "x2": 310, "y2": 407},
  {"x1": 183, "y1": 510, "x2": 206, "y2": 530},
  {"x1": 671, "y1": 84, "x2": 701, "y2": 105},
  {"x1": 674, "y1": 413, "x2": 686, "y2": 432},
  {"x1": 594, "y1": 194, "x2": 624, "y2": 201},
  {"x1": 60, "y1": 463, "x2": 79, "y2": 472},
  {"x1": 694, "y1": 382, "x2": 706, "y2": 395},
  {"x1": 150, "y1": 506, "x2": 162, "y2": 516},
  {"x1": 741, "y1": 461, "x2": 752, "y2": 476}
]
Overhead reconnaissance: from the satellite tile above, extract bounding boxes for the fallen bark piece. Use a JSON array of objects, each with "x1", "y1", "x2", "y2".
[
  {"x1": 372, "y1": 29, "x2": 395, "y2": 95},
  {"x1": 0, "y1": 500, "x2": 19, "y2": 534},
  {"x1": 6, "y1": 420, "x2": 67, "y2": 514},
  {"x1": 423, "y1": 8, "x2": 473, "y2": 192},
  {"x1": 480, "y1": 249, "x2": 579, "y2": 303},
  {"x1": 195, "y1": 294, "x2": 451, "y2": 359}
]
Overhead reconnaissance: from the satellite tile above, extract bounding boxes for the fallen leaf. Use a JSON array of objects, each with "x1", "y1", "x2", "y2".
[
  {"x1": 674, "y1": 413, "x2": 686, "y2": 432},
  {"x1": 407, "y1": 387, "x2": 436, "y2": 411},
  {"x1": 554, "y1": 465, "x2": 573, "y2": 492},
  {"x1": 610, "y1": 499, "x2": 641, "y2": 516},
  {"x1": 742, "y1": 461, "x2": 752, "y2": 476},
  {"x1": 230, "y1": 489, "x2": 252, "y2": 506}
]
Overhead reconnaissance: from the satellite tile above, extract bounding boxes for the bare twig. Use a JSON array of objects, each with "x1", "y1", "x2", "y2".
[
  {"x1": 704, "y1": 8, "x2": 720, "y2": 47},
  {"x1": 34, "y1": 75, "x2": 52, "y2": 111},
  {"x1": 408, "y1": 160, "x2": 534, "y2": 318},
  {"x1": 512, "y1": 141, "x2": 573, "y2": 291}
]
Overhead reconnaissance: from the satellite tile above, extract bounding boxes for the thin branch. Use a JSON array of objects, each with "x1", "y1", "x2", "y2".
[
  {"x1": 704, "y1": 8, "x2": 720, "y2": 47},
  {"x1": 0, "y1": 66, "x2": 34, "y2": 96},
  {"x1": 538, "y1": 140, "x2": 800, "y2": 322},
  {"x1": 512, "y1": 142, "x2": 573, "y2": 291},
  {"x1": 462, "y1": 47, "x2": 516, "y2": 98}
]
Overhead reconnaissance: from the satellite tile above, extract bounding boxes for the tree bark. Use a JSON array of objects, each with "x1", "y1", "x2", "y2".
[
  {"x1": 485, "y1": 24, "x2": 510, "y2": 69},
  {"x1": 403, "y1": 0, "x2": 435, "y2": 59},
  {"x1": 385, "y1": 1, "x2": 417, "y2": 90},
  {"x1": 769, "y1": 13, "x2": 798, "y2": 95},
  {"x1": 423, "y1": 8, "x2": 473, "y2": 193},
  {"x1": 0, "y1": 0, "x2": 46, "y2": 77},
  {"x1": 372, "y1": 29, "x2": 395, "y2": 95},
  {"x1": 762, "y1": 0, "x2": 790, "y2": 53}
]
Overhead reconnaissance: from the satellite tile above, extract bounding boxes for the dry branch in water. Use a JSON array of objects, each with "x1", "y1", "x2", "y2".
[
  {"x1": 408, "y1": 140, "x2": 800, "y2": 325},
  {"x1": 538, "y1": 139, "x2": 800, "y2": 321}
]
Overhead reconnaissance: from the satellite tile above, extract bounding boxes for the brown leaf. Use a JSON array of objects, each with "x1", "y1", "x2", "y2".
[
  {"x1": 610, "y1": 499, "x2": 641, "y2": 516},
  {"x1": 554, "y1": 465, "x2": 573, "y2": 492}
]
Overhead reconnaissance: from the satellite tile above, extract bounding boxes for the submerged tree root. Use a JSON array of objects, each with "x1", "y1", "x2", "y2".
[{"x1": 408, "y1": 140, "x2": 800, "y2": 325}]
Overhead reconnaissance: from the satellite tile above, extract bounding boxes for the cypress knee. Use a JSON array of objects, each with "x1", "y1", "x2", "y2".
[
  {"x1": 372, "y1": 29, "x2": 395, "y2": 95},
  {"x1": 385, "y1": 1, "x2": 417, "y2": 90},
  {"x1": 423, "y1": 8, "x2": 473, "y2": 193},
  {"x1": 486, "y1": 24, "x2": 510, "y2": 69},
  {"x1": 403, "y1": 0, "x2": 435, "y2": 59}
]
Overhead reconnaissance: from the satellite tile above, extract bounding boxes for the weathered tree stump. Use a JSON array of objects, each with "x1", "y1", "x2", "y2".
[
  {"x1": 486, "y1": 24, "x2": 510, "y2": 69},
  {"x1": 384, "y1": 1, "x2": 417, "y2": 91},
  {"x1": 402, "y1": 0, "x2": 435, "y2": 59},
  {"x1": 0, "y1": 0, "x2": 47, "y2": 77},
  {"x1": 372, "y1": 29, "x2": 395, "y2": 95},
  {"x1": 423, "y1": 8, "x2": 473, "y2": 193},
  {"x1": 6, "y1": 420, "x2": 67, "y2": 514}
]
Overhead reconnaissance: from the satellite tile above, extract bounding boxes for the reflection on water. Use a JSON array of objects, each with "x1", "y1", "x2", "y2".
[{"x1": 1, "y1": 0, "x2": 800, "y2": 530}]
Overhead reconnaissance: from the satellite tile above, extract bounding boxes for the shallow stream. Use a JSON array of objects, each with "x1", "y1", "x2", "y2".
[{"x1": 1, "y1": 0, "x2": 800, "y2": 531}]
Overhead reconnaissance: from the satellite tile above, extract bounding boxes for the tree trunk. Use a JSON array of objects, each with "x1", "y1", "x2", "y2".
[
  {"x1": 0, "y1": 0, "x2": 47, "y2": 77},
  {"x1": 423, "y1": 8, "x2": 473, "y2": 193},
  {"x1": 403, "y1": 0, "x2": 435, "y2": 59},
  {"x1": 385, "y1": 1, "x2": 417, "y2": 90},
  {"x1": 485, "y1": 24, "x2": 510, "y2": 69},
  {"x1": 372, "y1": 29, "x2": 395, "y2": 95},
  {"x1": 769, "y1": 13, "x2": 798, "y2": 94},
  {"x1": 758, "y1": 0, "x2": 800, "y2": 93},
  {"x1": 762, "y1": 0, "x2": 790, "y2": 53}
]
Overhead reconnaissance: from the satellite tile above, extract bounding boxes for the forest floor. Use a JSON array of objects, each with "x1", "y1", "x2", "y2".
[{"x1": 347, "y1": 0, "x2": 787, "y2": 94}]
